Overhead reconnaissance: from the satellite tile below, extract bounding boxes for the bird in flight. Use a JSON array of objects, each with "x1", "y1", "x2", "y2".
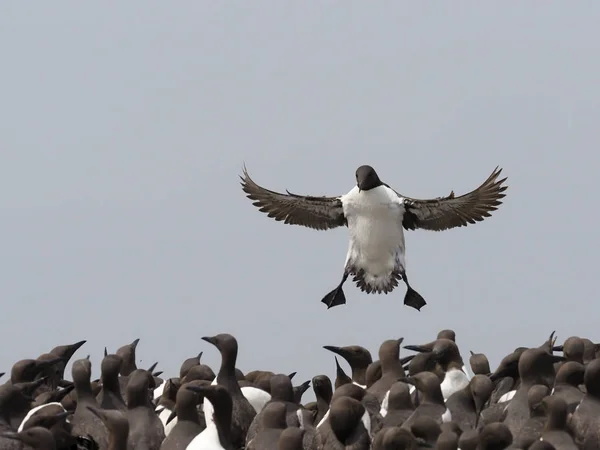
[{"x1": 240, "y1": 164, "x2": 508, "y2": 311}]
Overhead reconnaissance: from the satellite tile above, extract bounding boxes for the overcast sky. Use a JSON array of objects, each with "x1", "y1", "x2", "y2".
[{"x1": 1, "y1": 3, "x2": 599, "y2": 398}]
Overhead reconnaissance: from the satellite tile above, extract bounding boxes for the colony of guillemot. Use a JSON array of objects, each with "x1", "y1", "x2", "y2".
[
  {"x1": 2, "y1": 331, "x2": 600, "y2": 450},
  {"x1": 240, "y1": 165, "x2": 508, "y2": 311}
]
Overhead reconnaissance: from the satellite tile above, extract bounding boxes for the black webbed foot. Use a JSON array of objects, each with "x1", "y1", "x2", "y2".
[
  {"x1": 404, "y1": 286, "x2": 426, "y2": 311},
  {"x1": 321, "y1": 287, "x2": 347, "y2": 309}
]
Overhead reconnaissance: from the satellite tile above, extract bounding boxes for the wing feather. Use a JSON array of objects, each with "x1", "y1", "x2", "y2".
[
  {"x1": 240, "y1": 165, "x2": 346, "y2": 231},
  {"x1": 398, "y1": 167, "x2": 508, "y2": 231}
]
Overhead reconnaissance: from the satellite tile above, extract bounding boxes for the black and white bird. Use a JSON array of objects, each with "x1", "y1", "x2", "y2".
[{"x1": 240, "y1": 164, "x2": 507, "y2": 311}]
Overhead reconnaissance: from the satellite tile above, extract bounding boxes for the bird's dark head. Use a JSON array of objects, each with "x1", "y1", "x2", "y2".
[{"x1": 355, "y1": 165, "x2": 382, "y2": 192}]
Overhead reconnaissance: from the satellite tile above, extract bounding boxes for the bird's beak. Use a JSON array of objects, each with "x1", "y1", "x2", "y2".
[
  {"x1": 403, "y1": 345, "x2": 431, "y2": 354},
  {"x1": 202, "y1": 336, "x2": 217, "y2": 346},
  {"x1": 323, "y1": 346, "x2": 348, "y2": 359}
]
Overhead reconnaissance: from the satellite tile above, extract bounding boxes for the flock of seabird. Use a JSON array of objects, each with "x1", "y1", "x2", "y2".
[
  {"x1": 11, "y1": 164, "x2": 595, "y2": 450},
  {"x1": 2, "y1": 330, "x2": 599, "y2": 450}
]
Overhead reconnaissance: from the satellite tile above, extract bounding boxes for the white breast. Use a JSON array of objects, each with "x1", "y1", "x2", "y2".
[
  {"x1": 186, "y1": 421, "x2": 223, "y2": 450},
  {"x1": 316, "y1": 408, "x2": 372, "y2": 439},
  {"x1": 19, "y1": 403, "x2": 67, "y2": 432},
  {"x1": 203, "y1": 379, "x2": 271, "y2": 427},
  {"x1": 441, "y1": 368, "x2": 470, "y2": 401},
  {"x1": 381, "y1": 384, "x2": 416, "y2": 417},
  {"x1": 341, "y1": 185, "x2": 406, "y2": 275},
  {"x1": 241, "y1": 386, "x2": 271, "y2": 413},
  {"x1": 498, "y1": 390, "x2": 516, "y2": 403},
  {"x1": 380, "y1": 389, "x2": 390, "y2": 417},
  {"x1": 462, "y1": 364, "x2": 473, "y2": 381},
  {"x1": 441, "y1": 408, "x2": 453, "y2": 423},
  {"x1": 158, "y1": 407, "x2": 177, "y2": 436},
  {"x1": 153, "y1": 381, "x2": 165, "y2": 400}
]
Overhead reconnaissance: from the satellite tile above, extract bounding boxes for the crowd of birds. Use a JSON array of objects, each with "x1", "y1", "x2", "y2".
[{"x1": 1, "y1": 329, "x2": 599, "y2": 450}]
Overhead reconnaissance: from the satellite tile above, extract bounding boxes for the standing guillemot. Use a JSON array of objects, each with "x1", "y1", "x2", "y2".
[{"x1": 240, "y1": 164, "x2": 507, "y2": 310}]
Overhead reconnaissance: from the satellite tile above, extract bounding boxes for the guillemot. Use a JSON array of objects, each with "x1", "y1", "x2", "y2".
[{"x1": 240, "y1": 164, "x2": 507, "y2": 310}]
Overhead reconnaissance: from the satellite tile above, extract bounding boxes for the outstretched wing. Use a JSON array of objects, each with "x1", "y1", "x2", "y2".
[
  {"x1": 240, "y1": 165, "x2": 347, "y2": 231},
  {"x1": 398, "y1": 167, "x2": 508, "y2": 231}
]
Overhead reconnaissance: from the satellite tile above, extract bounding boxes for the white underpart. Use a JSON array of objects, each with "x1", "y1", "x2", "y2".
[
  {"x1": 380, "y1": 386, "x2": 414, "y2": 417},
  {"x1": 362, "y1": 411, "x2": 372, "y2": 439},
  {"x1": 153, "y1": 381, "x2": 165, "y2": 400},
  {"x1": 441, "y1": 368, "x2": 470, "y2": 402},
  {"x1": 380, "y1": 390, "x2": 390, "y2": 417},
  {"x1": 188, "y1": 377, "x2": 227, "y2": 450},
  {"x1": 297, "y1": 407, "x2": 319, "y2": 430},
  {"x1": 202, "y1": 377, "x2": 271, "y2": 428},
  {"x1": 200, "y1": 377, "x2": 220, "y2": 421},
  {"x1": 442, "y1": 408, "x2": 452, "y2": 423},
  {"x1": 382, "y1": 376, "x2": 455, "y2": 416},
  {"x1": 158, "y1": 407, "x2": 177, "y2": 436},
  {"x1": 316, "y1": 410, "x2": 327, "y2": 428},
  {"x1": 316, "y1": 408, "x2": 372, "y2": 439},
  {"x1": 241, "y1": 386, "x2": 271, "y2": 413},
  {"x1": 297, "y1": 409, "x2": 304, "y2": 429},
  {"x1": 192, "y1": 380, "x2": 271, "y2": 450},
  {"x1": 153, "y1": 379, "x2": 173, "y2": 434},
  {"x1": 498, "y1": 390, "x2": 516, "y2": 403},
  {"x1": 462, "y1": 364, "x2": 473, "y2": 381},
  {"x1": 186, "y1": 407, "x2": 223, "y2": 450},
  {"x1": 341, "y1": 185, "x2": 406, "y2": 290},
  {"x1": 19, "y1": 403, "x2": 67, "y2": 432}
]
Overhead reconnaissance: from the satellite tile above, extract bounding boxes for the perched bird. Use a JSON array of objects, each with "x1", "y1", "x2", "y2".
[
  {"x1": 240, "y1": 164, "x2": 507, "y2": 310},
  {"x1": 12, "y1": 323, "x2": 600, "y2": 450}
]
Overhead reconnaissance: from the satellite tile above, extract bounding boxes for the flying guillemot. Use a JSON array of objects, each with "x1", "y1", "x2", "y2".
[{"x1": 240, "y1": 164, "x2": 507, "y2": 311}]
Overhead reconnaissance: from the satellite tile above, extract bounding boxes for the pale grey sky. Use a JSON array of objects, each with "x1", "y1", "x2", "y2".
[{"x1": 1, "y1": 3, "x2": 599, "y2": 398}]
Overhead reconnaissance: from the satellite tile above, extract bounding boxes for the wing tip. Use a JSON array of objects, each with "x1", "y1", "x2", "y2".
[
  {"x1": 239, "y1": 163, "x2": 255, "y2": 193},
  {"x1": 489, "y1": 166, "x2": 503, "y2": 181},
  {"x1": 484, "y1": 168, "x2": 508, "y2": 194}
]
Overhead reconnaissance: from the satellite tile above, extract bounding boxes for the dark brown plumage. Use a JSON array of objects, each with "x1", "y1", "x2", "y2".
[
  {"x1": 240, "y1": 165, "x2": 508, "y2": 233},
  {"x1": 240, "y1": 165, "x2": 346, "y2": 231},
  {"x1": 399, "y1": 166, "x2": 508, "y2": 231}
]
